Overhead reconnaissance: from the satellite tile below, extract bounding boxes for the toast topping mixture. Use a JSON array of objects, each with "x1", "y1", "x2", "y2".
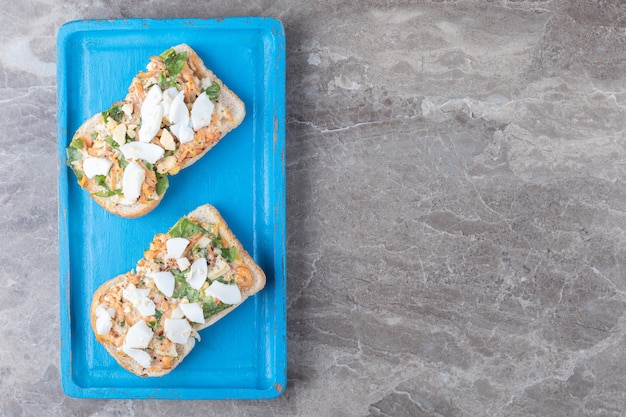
[
  {"x1": 93, "y1": 215, "x2": 252, "y2": 373},
  {"x1": 66, "y1": 46, "x2": 233, "y2": 209}
]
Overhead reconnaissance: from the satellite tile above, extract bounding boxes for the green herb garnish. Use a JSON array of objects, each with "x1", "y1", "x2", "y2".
[
  {"x1": 202, "y1": 297, "x2": 231, "y2": 319},
  {"x1": 65, "y1": 147, "x2": 84, "y2": 180},
  {"x1": 91, "y1": 174, "x2": 122, "y2": 198},
  {"x1": 193, "y1": 246, "x2": 208, "y2": 259},
  {"x1": 104, "y1": 135, "x2": 119, "y2": 150},
  {"x1": 102, "y1": 105, "x2": 124, "y2": 123},
  {"x1": 116, "y1": 154, "x2": 127, "y2": 170},
  {"x1": 155, "y1": 172, "x2": 169, "y2": 196},
  {"x1": 160, "y1": 48, "x2": 188, "y2": 78},
  {"x1": 205, "y1": 81, "x2": 221, "y2": 101},
  {"x1": 221, "y1": 246, "x2": 237, "y2": 263},
  {"x1": 168, "y1": 217, "x2": 207, "y2": 238},
  {"x1": 69, "y1": 137, "x2": 84, "y2": 149}
]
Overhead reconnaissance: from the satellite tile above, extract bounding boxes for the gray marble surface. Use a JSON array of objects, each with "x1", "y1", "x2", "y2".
[{"x1": 2, "y1": 0, "x2": 626, "y2": 415}]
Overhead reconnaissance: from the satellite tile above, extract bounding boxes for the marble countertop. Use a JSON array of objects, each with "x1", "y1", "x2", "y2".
[{"x1": 2, "y1": 0, "x2": 626, "y2": 415}]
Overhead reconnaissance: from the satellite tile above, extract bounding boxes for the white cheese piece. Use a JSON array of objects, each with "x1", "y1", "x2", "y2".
[
  {"x1": 111, "y1": 123, "x2": 127, "y2": 147},
  {"x1": 168, "y1": 90, "x2": 189, "y2": 126},
  {"x1": 155, "y1": 154, "x2": 177, "y2": 174},
  {"x1": 122, "y1": 102, "x2": 133, "y2": 116},
  {"x1": 191, "y1": 92, "x2": 215, "y2": 131},
  {"x1": 179, "y1": 302, "x2": 205, "y2": 324},
  {"x1": 205, "y1": 281, "x2": 242, "y2": 305},
  {"x1": 187, "y1": 258, "x2": 208, "y2": 290},
  {"x1": 138, "y1": 85, "x2": 164, "y2": 143},
  {"x1": 95, "y1": 306, "x2": 113, "y2": 335},
  {"x1": 124, "y1": 320, "x2": 153, "y2": 349},
  {"x1": 120, "y1": 142, "x2": 165, "y2": 164},
  {"x1": 121, "y1": 160, "x2": 145, "y2": 203},
  {"x1": 166, "y1": 237, "x2": 189, "y2": 259},
  {"x1": 122, "y1": 345, "x2": 152, "y2": 368},
  {"x1": 164, "y1": 318, "x2": 192, "y2": 344},
  {"x1": 176, "y1": 257, "x2": 191, "y2": 271},
  {"x1": 159, "y1": 128, "x2": 176, "y2": 151},
  {"x1": 148, "y1": 271, "x2": 175, "y2": 297},
  {"x1": 122, "y1": 284, "x2": 155, "y2": 317},
  {"x1": 206, "y1": 255, "x2": 229, "y2": 280},
  {"x1": 196, "y1": 236, "x2": 211, "y2": 248},
  {"x1": 170, "y1": 122, "x2": 194, "y2": 144},
  {"x1": 82, "y1": 157, "x2": 113, "y2": 179}
]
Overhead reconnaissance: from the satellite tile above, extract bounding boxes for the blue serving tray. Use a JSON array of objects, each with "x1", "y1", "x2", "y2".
[{"x1": 57, "y1": 17, "x2": 286, "y2": 399}]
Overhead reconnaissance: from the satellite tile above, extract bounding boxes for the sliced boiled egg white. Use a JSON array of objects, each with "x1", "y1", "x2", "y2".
[
  {"x1": 170, "y1": 305, "x2": 185, "y2": 319},
  {"x1": 124, "y1": 320, "x2": 154, "y2": 349},
  {"x1": 122, "y1": 284, "x2": 147, "y2": 304},
  {"x1": 136, "y1": 298, "x2": 156, "y2": 317},
  {"x1": 83, "y1": 157, "x2": 113, "y2": 179},
  {"x1": 170, "y1": 121, "x2": 194, "y2": 144},
  {"x1": 205, "y1": 281, "x2": 242, "y2": 305},
  {"x1": 168, "y1": 90, "x2": 189, "y2": 126},
  {"x1": 121, "y1": 160, "x2": 145, "y2": 203},
  {"x1": 122, "y1": 345, "x2": 152, "y2": 369},
  {"x1": 166, "y1": 237, "x2": 189, "y2": 259},
  {"x1": 164, "y1": 318, "x2": 192, "y2": 344},
  {"x1": 206, "y1": 255, "x2": 229, "y2": 280},
  {"x1": 187, "y1": 258, "x2": 207, "y2": 290},
  {"x1": 191, "y1": 92, "x2": 214, "y2": 131},
  {"x1": 144, "y1": 84, "x2": 163, "y2": 108},
  {"x1": 138, "y1": 85, "x2": 164, "y2": 143},
  {"x1": 120, "y1": 141, "x2": 165, "y2": 164},
  {"x1": 148, "y1": 271, "x2": 175, "y2": 297},
  {"x1": 122, "y1": 284, "x2": 155, "y2": 317},
  {"x1": 95, "y1": 306, "x2": 114, "y2": 335},
  {"x1": 179, "y1": 302, "x2": 205, "y2": 324},
  {"x1": 161, "y1": 87, "x2": 179, "y2": 117}
]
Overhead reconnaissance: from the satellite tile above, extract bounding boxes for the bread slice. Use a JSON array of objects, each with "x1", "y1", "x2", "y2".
[
  {"x1": 90, "y1": 204, "x2": 266, "y2": 376},
  {"x1": 66, "y1": 44, "x2": 245, "y2": 218}
]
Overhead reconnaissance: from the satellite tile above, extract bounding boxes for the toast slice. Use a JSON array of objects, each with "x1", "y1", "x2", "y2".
[
  {"x1": 66, "y1": 44, "x2": 245, "y2": 218},
  {"x1": 90, "y1": 204, "x2": 266, "y2": 376}
]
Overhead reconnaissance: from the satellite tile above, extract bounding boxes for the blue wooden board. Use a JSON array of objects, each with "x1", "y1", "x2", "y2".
[{"x1": 57, "y1": 17, "x2": 286, "y2": 399}]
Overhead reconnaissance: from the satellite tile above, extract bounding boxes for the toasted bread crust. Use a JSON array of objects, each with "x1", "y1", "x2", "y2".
[{"x1": 90, "y1": 204, "x2": 266, "y2": 376}]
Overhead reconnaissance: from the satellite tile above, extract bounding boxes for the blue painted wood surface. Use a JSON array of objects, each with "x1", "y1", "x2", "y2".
[{"x1": 57, "y1": 17, "x2": 286, "y2": 399}]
